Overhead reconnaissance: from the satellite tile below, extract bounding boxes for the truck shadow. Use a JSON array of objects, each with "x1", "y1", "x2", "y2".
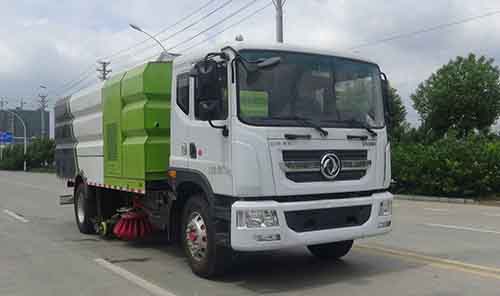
[
  {"x1": 128, "y1": 236, "x2": 425, "y2": 294},
  {"x1": 216, "y1": 247, "x2": 423, "y2": 294}
]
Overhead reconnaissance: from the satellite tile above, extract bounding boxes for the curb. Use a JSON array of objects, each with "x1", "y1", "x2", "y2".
[{"x1": 395, "y1": 194, "x2": 476, "y2": 205}]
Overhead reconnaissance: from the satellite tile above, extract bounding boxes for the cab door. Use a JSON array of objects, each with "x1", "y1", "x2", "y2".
[{"x1": 187, "y1": 61, "x2": 233, "y2": 196}]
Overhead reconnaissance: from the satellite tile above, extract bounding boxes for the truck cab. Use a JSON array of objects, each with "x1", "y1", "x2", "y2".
[{"x1": 169, "y1": 42, "x2": 393, "y2": 268}]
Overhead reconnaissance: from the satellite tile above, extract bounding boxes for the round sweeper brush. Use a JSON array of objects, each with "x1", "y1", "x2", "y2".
[{"x1": 113, "y1": 210, "x2": 154, "y2": 240}]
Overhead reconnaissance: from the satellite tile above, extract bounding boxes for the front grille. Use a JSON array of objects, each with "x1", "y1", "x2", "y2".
[
  {"x1": 285, "y1": 205, "x2": 372, "y2": 233},
  {"x1": 286, "y1": 170, "x2": 366, "y2": 182},
  {"x1": 283, "y1": 150, "x2": 367, "y2": 162},
  {"x1": 282, "y1": 150, "x2": 368, "y2": 182}
]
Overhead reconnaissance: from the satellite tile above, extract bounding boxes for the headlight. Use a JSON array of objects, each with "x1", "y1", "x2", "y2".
[
  {"x1": 379, "y1": 200, "x2": 392, "y2": 216},
  {"x1": 236, "y1": 210, "x2": 279, "y2": 228}
]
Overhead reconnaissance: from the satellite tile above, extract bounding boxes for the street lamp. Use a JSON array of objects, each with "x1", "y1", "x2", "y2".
[
  {"x1": 129, "y1": 24, "x2": 168, "y2": 52},
  {"x1": 129, "y1": 24, "x2": 180, "y2": 60},
  {"x1": 1, "y1": 109, "x2": 27, "y2": 171}
]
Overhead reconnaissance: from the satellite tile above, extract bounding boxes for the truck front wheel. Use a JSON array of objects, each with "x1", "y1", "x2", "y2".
[
  {"x1": 74, "y1": 183, "x2": 96, "y2": 234},
  {"x1": 308, "y1": 240, "x2": 354, "y2": 260},
  {"x1": 181, "y1": 195, "x2": 232, "y2": 278}
]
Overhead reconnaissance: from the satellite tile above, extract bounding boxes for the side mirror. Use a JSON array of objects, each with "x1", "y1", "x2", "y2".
[
  {"x1": 380, "y1": 72, "x2": 392, "y2": 127},
  {"x1": 198, "y1": 100, "x2": 221, "y2": 121},
  {"x1": 190, "y1": 59, "x2": 217, "y2": 78}
]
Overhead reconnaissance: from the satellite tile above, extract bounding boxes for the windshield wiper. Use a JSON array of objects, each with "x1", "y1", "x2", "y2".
[
  {"x1": 323, "y1": 119, "x2": 377, "y2": 137},
  {"x1": 271, "y1": 116, "x2": 329, "y2": 137}
]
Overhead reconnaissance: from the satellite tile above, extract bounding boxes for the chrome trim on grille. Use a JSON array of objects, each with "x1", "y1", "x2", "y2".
[{"x1": 279, "y1": 160, "x2": 371, "y2": 173}]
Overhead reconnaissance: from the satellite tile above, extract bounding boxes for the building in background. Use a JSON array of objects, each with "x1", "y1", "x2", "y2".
[{"x1": 0, "y1": 109, "x2": 50, "y2": 144}]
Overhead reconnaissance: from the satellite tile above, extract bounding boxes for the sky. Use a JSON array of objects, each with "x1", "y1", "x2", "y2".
[{"x1": 2, "y1": 0, "x2": 500, "y2": 134}]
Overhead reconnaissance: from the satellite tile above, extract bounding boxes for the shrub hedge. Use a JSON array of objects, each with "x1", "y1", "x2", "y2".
[
  {"x1": 0, "y1": 138, "x2": 55, "y2": 171},
  {"x1": 392, "y1": 134, "x2": 500, "y2": 198}
]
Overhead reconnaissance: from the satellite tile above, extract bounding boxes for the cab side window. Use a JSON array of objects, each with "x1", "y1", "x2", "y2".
[{"x1": 176, "y1": 73, "x2": 189, "y2": 115}]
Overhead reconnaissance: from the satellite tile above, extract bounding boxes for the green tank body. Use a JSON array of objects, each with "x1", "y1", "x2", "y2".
[{"x1": 102, "y1": 62, "x2": 172, "y2": 191}]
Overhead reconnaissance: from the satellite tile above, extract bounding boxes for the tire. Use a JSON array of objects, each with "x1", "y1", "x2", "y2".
[
  {"x1": 308, "y1": 240, "x2": 354, "y2": 260},
  {"x1": 181, "y1": 194, "x2": 232, "y2": 278},
  {"x1": 74, "y1": 183, "x2": 96, "y2": 234}
]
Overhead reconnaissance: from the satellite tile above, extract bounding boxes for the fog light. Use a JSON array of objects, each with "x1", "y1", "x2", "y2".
[
  {"x1": 378, "y1": 200, "x2": 392, "y2": 216},
  {"x1": 236, "y1": 210, "x2": 279, "y2": 228},
  {"x1": 254, "y1": 234, "x2": 281, "y2": 241},
  {"x1": 378, "y1": 221, "x2": 392, "y2": 228}
]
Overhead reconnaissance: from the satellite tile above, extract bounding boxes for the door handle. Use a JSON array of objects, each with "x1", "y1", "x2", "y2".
[{"x1": 189, "y1": 143, "x2": 197, "y2": 159}]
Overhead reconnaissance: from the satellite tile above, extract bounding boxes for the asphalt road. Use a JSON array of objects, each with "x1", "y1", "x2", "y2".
[{"x1": 1, "y1": 171, "x2": 500, "y2": 296}]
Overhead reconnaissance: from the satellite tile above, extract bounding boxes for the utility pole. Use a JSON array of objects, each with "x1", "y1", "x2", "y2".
[
  {"x1": 97, "y1": 61, "x2": 112, "y2": 81},
  {"x1": 19, "y1": 98, "x2": 26, "y2": 110},
  {"x1": 272, "y1": 0, "x2": 286, "y2": 43},
  {"x1": 0, "y1": 97, "x2": 8, "y2": 110},
  {"x1": 39, "y1": 85, "x2": 48, "y2": 139}
]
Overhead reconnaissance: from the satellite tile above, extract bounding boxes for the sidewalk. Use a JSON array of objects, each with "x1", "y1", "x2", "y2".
[{"x1": 395, "y1": 194, "x2": 500, "y2": 206}]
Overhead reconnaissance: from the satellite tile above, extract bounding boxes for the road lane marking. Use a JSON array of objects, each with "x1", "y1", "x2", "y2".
[
  {"x1": 424, "y1": 223, "x2": 500, "y2": 235},
  {"x1": 423, "y1": 208, "x2": 450, "y2": 212},
  {"x1": 94, "y1": 258, "x2": 177, "y2": 296},
  {"x1": 3, "y1": 209, "x2": 29, "y2": 223},
  {"x1": 356, "y1": 244, "x2": 500, "y2": 280},
  {"x1": 482, "y1": 212, "x2": 500, "y2": 217}
]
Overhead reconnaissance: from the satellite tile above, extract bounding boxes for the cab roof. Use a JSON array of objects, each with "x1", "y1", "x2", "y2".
[{"x1": 173, "y1": 41, "x2": 377, "y2": 68}]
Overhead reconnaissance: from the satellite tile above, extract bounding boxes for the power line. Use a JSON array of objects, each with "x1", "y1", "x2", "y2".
[
  {"x1": 165, "y1": 0, "x2": 261, "y2": 52},
  {"x1": 108, "y1": 0, "x2": 234, "y2": 63},
  {"x1": 181, "y1": 2, "x2": 272, "y2": 53},
  {"x1": 349, "y1": 10, "x2": 500, "y2": 51},
  {"x1": 59, "y1": 0, "x2": 263, "y2": 96},
  {"x1": 114, "y1": 0, "x2": 263, "y2": 70},
  {"x1": 54, "y1": 65, "x2": 95, "y2": 95},
  {"x1": 57, "y1": 71, "x2": 96, "y2": 97},
  {"x1": 55, "y1": 1, "x2": 221, "y2": 96},
  {"x1": 100, "y1": 0, "x2": 218, "y2": 61}
]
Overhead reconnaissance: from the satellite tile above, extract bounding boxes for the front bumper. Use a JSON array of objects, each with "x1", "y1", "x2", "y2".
[{"x1": 230, "y1": 191, "x2": 392, "y2": 251}]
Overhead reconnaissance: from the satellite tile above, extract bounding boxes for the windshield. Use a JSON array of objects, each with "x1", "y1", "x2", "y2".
[{"x1": 237, "y1": 50, "x2": 385, "y2": 128}]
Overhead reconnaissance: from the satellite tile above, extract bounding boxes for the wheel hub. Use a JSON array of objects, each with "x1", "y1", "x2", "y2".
[{"x1": 185, "y1": 212, "x2": 207, "y2": 261}]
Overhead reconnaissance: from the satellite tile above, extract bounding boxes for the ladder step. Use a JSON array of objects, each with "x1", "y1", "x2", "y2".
[{"x1": 59, "y1": 194, "x2": 74, "y2": 205}]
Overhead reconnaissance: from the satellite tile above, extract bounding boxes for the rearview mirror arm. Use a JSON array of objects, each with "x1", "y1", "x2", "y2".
[{"x1": 208, "y1": 120, "x2": 229, "y2": 137}]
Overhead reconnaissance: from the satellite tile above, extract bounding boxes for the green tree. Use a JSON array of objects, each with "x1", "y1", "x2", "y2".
[
  {"x1": 27, "y1": 138, "x2": 55, "y2": 169},
  {"x1": 387, "y1": 87, "x2": 408, "y2": 142},
  {"x1": 411, "y1": 54, "x2": 500, "y2": 137},
  {"x1": 0, "y1": 144, "x2": 24, "y2": 170}
]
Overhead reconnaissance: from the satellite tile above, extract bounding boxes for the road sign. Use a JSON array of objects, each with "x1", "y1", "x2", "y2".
[{"x1": 0, "y1": 131, "x2": 13, "y2": 144}]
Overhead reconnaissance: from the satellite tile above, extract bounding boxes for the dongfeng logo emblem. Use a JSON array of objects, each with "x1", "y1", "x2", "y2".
[{"x1": 320, "y1": 153, "x2": 341, "y2": 180}]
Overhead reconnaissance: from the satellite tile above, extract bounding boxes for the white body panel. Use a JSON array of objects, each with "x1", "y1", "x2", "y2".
[{"x1": 70, "y1": 84, "x2": 104, "y2": 184}]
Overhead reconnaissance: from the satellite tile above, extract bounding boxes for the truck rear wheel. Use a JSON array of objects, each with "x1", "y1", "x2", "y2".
[
  {"x1": 181, "y1": 194, "x2": 232, "y2": 278},
  {"x1": 74, "y1": 183, "x2": 96, "y2": 234},
  {"x1": 308, "y1": 240, "x2": 354, "y2": 260}
]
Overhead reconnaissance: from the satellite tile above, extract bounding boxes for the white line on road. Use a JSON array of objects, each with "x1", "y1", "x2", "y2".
[
  {"x1": 424, "y1": 223, "x2": 500, "y2": 235},
  {"x1": 94, "y1": 258, "x2": 177, "y2": 296},
  {"x1": 482, "y1": 213, "x2": 500, "y2": 217},
  {"x1": 424, "y1": 208, "x2": 450, "y2": 212},
  {"x1": 3, "y1": 209, "x2": 29, "y2": 223}
]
